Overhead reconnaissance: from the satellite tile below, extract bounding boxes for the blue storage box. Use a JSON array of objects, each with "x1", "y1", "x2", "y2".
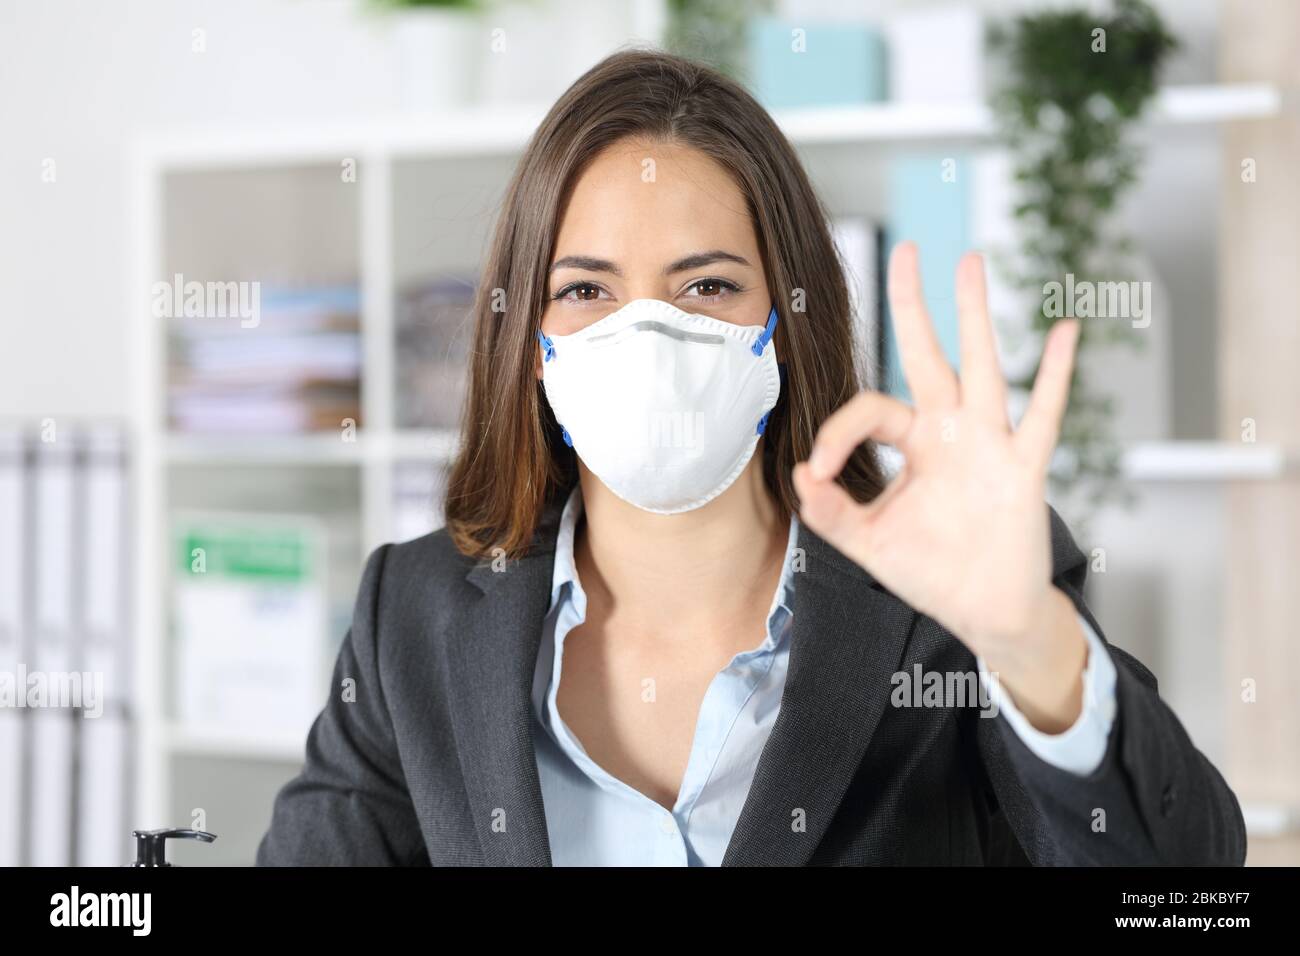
[{"x1": 747, "y1": 17, "x2": 888, "y2": 109}]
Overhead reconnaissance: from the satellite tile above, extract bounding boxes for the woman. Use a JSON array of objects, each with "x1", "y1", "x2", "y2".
[{"x1": 257, "y1": 49, "x2": 1245, "y2": 866}]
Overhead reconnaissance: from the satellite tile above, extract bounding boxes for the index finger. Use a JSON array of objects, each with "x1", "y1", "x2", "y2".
[{"x1": 808, "y1": 390, "x2": 914, "y2": 481}]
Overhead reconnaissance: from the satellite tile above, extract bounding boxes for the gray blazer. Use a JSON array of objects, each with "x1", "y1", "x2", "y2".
[{"x1": 256, "y1": 494, "x2": 1247, "y2": 866}]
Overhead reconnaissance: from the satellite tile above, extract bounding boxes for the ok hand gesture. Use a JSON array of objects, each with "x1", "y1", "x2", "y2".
[{"x1": 793, "y1": 241, "x2": 1088, "y2": 732}]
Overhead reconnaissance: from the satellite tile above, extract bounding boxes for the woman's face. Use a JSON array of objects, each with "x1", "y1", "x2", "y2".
[{"x1": 537, "y1": 137, "x2": 770, "y2": 369}]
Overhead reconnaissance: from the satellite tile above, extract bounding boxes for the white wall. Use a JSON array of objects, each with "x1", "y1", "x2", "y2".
[{"x1": 0, "y1": 0, "x2": 647, "y2": 422}]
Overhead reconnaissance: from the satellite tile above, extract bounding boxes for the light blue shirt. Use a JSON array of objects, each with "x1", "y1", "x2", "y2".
[{"x1": 531, "y1": 483, "x2": 1118, "y2": 866}]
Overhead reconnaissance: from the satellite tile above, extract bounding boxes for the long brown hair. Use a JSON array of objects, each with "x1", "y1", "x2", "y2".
[{"x1": 444, "y1": 47, "x2": 886, "y2": 559}]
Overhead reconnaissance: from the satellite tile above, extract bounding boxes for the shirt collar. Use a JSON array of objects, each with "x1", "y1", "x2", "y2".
[
  {"x1": 548, "y1": 483, "x2": 800, "y2": 635},
  {"x1": 549, "y1": 482, "x2": 585, "y2": 611}
]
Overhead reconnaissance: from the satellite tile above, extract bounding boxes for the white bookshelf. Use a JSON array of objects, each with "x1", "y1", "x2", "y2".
[
  {"x1": 1120, "y1": 441, "x2": 1298, "y2": 482},
  {"x1": 135, "y1": 83, "x2": 1283, "y2": 167},
  {"x1": 129, "y1": 86, "x2": 1287, "y2": 845}
]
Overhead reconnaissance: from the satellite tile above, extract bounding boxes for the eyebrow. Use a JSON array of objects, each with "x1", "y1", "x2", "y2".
[
  {"x1": 664, "y1": 250, "x2": 751, "y2": 274},
  {"x1": 549, "y1": 254, "x2": 623, "y2": 277},
  {"x1": 548, "y1": 250, "x2": 751, "y2": 277}
]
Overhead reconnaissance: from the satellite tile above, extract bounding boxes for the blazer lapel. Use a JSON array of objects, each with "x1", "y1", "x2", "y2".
[
  {"x1": 443, "y1": 497, "x2": 565, "y2": 866},
  {"x1": 440, "y1": 494, "x2": 916, "y2": 867},
  {"x1": 721, "y1": 521, "x2": 917, "y2": 866}
]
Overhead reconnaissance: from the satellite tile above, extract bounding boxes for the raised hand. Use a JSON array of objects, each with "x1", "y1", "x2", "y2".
[{"x1": 792, "y1": 241, "x2": 1088, "y2": 732}]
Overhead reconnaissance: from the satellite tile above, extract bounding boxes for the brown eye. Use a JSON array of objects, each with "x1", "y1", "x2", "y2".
[
  {"x1": 554, "y1": 281, "x2": 607, "y2": 303},
  {"x1": 684, "y1": 277, "x2": 741, "y2": 299}
]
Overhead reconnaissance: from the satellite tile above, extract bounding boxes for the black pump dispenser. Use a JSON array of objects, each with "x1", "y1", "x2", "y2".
[{"x1": 130, "y1": 828, "x2": 217, "y2": 866}]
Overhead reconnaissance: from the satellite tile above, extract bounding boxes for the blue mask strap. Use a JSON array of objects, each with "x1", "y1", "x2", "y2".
[
  {"x1": 537, "y1": 329, "x2": 556, "y2": 362},
  {"x1": 755, "y1": 330, "x2": 785, "y2": 436},
  {"x1": 750, "y1": 305, "x2": 779, "y2": 357}
]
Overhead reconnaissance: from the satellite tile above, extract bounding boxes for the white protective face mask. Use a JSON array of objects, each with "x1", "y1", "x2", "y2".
[{"x1": 537, "y1": 297, "x2": 781, "y2": 514}]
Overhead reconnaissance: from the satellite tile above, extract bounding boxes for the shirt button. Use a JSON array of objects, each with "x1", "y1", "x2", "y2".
[{"x1": 660, "y1": 815, "x2": 676, "y2": 835}]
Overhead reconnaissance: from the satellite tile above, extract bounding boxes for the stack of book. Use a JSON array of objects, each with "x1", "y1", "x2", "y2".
[{"x1": 168, "y1": 285, "x2": 362, "y2": 434}]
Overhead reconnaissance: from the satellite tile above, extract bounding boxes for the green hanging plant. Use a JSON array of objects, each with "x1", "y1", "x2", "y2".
[
  {"x1": 989, "y1": 0, "x2": 1177, "y2": 523},
  {"x1": 664, "y1": 0, "x2": 774, "y2": 83}
]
